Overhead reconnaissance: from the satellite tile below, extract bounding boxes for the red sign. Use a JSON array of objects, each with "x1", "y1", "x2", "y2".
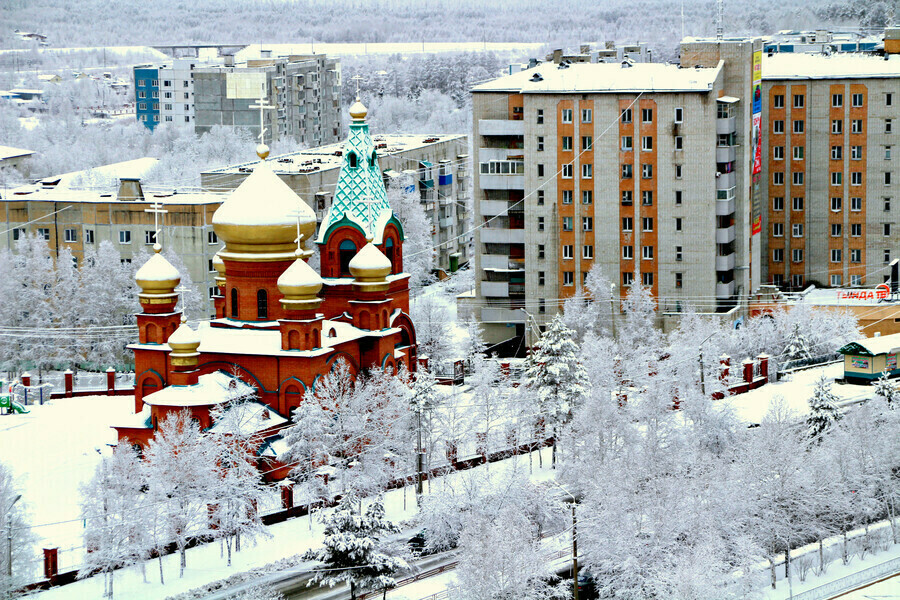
[
  {"x1": 837, "y1": 284, "x2": 890, "y2": 301},
  {"x1": 751, "y1": 214, "x2": 761, "y2": 235}
]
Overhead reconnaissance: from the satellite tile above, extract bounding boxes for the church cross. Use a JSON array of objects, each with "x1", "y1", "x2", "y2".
[
  {"x1": 360, "y1": 191, "x2": 380, "y2": 240},
  {"x1": 288, "y1": 207, "x2": 307, "y2": 254},
  {"x1": 251, "y1": 91, "x2": 276, "y2": 147},
  {"x1": 143, "y1": 201, "x2": 168, "y2": 247},
  {"x1": 351, "y1": 74, "x2": 363, "y2": 99},
  {"x1": 175, "y1": 284, "x2": 190, "y2": 316}
]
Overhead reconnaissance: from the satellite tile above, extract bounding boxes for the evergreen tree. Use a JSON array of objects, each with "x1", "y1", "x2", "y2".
[
  {"x1": 303, "y1": 496, "x2": 407, "y2": 600},
  {"x1": 784, "y1": 323, "x2": 813, "y2": 363},
  {"x1": 807, "y1": 375, "x2": 841, "y2": 440},
  {"x1": 874, "y1": 368, "x2": 897, "y2": 409}
]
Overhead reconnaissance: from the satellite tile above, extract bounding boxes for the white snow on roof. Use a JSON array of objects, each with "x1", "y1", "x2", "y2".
[
  {"x1": 113, "y1": 405, "x2": 152, "y2": 430},
  {"x1": 142, "y1": 371, "x2": 254, "y2": 408},
  {"x1": 840, "y1": 332, "x2": 900, "y2": 356},
  {"x1": 168, "y1": 321, "x2": 200, "y2": 347},
  {"x1": 763, "y1": 53, "x2": 900, "y2": 80},
  {"x1": 208, "y1": 400, "x2": 288, "y2": 436},
  {"x1": 258, "y1": 435, "x2": 290, "y2": 458},
  {"x1": 212, "y1": 160, "x2": 314, "y2": 228},
  {"x1": 0, "y1": 145, "x2": 34, "y2": 160},
  {"x1": 134, "y1": 252, "x2": 180, "y2": 283},
  {"x1": 472, "y1": 61, "x2": 722, "y2": 94},
  {"x1": 38, "y1": 157, "x2": 159, "y2": 191},
  {"x1": 349, "y1": 242, "x2": 391, "y2": 272}
]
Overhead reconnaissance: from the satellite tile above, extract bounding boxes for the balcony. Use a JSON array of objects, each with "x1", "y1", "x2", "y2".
[
  {"x1": 716, "y1": 280, "x2": 736, "y2": 299},
  {"x1": 716, "y1": 145, "x2": 736, "y2": 163},
  {"x1": 481, "y1": 199, "x2": 512, "y2": 216},
  {"x1": 481, "y1": 228, "x2": 525, "y2": 244},
  {"x1": 481, "y1": 281, "x2": 509, "y2": 297},
  {"x1": 481, "y1": 307, "x2": 526, "y2": 323},
  {"x1": 439, "y1": 217, "x2": 453, "y2": 228},
  {"x1": 479, "y1": 175, "x2": 525, "y2": 190},
  {"x1": 716, "y1": 116, "x2": 736, "y2": 135},
  {"x1": 716, "y1": 197, "x2": 735, "y2": 216},
  {"x1": 716, "y1": 225, "x2": 735, "y2": 244},
  {"x1": 479, "y1": 119, "x2": 525, "y2": 137},
  {"x1": 482, "y1": 254, "x2": 515, "y2": 269},
  {"x1": 716, "y1": 171, "x2": 736, "y2": 190},
  {"x1": 716, "y1": 253, "x2": 736, "y2": 271}
]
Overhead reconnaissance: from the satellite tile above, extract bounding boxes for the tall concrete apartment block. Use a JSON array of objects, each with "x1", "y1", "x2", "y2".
[
  {"x1": 193, "y1": 55, "x2": 342, "y2": 145},
  {"x1": 472, "y1": 44, "x2": 760, "y2": 347},
  {"x1": 760, "y1": 53, "x2": 900, "y2": 289}
]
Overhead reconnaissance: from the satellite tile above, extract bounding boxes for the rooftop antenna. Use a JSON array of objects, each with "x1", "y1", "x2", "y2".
[
  {"x1": 716, "y1": 0, "x2": 724, "y2": 40},
  {"x1": 143, "y1": 200, "x2": 168, "y2": 249}
]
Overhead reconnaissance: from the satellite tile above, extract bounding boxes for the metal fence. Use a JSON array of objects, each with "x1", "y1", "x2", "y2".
[{"x1": 791, "y1": 556, "x2": 900, "y2": 600}]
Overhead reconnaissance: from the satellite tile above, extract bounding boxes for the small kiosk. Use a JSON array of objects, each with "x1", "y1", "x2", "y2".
[{"x1": 837, "y1": 332, "x2": 900, "y2": 383}]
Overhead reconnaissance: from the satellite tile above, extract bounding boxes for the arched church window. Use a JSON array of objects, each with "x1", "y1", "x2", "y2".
[
  {"x1": 231, "y1": 288, "x2": 239, "y2": 318},
  {"x1": 371, "y1": 151, "x2": 377, "y2": 165},
  {"x1": 257, "y1": 289, "x2": 268, "y2": 320},
  {"x1": 339, "y1": 240, "x2": 356, "y2": 277},
  {"x1": 385, "y1": 237, "x2": 396, "y2": 273},
  {"x1": 348, "y1": 152, "x2": 358, "y2": 168}
]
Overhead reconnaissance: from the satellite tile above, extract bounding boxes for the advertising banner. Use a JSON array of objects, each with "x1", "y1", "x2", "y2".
[
  {"x1": 751, "y1": 50, "x2": 763, "y2": 175},
  {"x1": 851, "y1": 358, "x2": 869, "y2": 369},
  {"x1": 752, "y1": 214, "x2": 762, "y2": 235}
]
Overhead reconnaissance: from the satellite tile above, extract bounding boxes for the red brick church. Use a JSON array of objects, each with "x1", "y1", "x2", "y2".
[{"x1": 114, "y1": 99, "x2": 417, "y2": 464}]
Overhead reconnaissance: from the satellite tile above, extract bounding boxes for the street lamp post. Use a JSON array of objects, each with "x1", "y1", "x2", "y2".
[
  {"x1": 550, "y1": 481, "x2": 579, "y2": 600},
  {"x1": 7, "y1": 494, "x2": 21, "y2": 586}
]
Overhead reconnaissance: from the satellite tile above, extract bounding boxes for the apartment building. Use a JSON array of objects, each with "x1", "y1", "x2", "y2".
[
  {"x1": 760, "y1": 53, "x2": 900, "y2": 290},
  {"x1": 201, "y1": 134, "x2": 471, "y2": 272},
  {"x1": 471, "y1": 38, "x2": 761, "y2": 348}
]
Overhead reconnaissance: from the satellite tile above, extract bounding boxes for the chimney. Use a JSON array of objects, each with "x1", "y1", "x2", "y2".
[{"x1": 117, "y1": 178, "x2": 144, "y2": 202}]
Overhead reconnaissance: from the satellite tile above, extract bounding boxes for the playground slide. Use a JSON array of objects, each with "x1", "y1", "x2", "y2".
[{"x1": 8, "y1": 401, "x2": 28, "y2": 414}]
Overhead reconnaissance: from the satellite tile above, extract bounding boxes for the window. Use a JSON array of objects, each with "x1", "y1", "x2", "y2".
[
  {"x1": 831, "y1": 275, "x2": 841, "y2": 287},
  {"x1": 121, "y1": 258, "x2": 132, "y2": 265},
  {"x1": 792, "y1": 172, "x2": 804, "y2": 186},
  {"x1": 563, "y1": 271, "x2": 574, "y2": 286},
  {"x1": 539, "y1": 299, "x2": 546, "y2": 313},
  {"x1": 885, "y1": 198, "x2": 892, "y2": 212},
  {"x1": 851, "y1": 250, "x2": 862, "y2": 263},
  {"x1": 642, "y1": 164, "x2": 652, "y2": 179},
  {"x1": 138, "y1": 79, "x2": 145, "y2": 86},
  {"x1": 138, "y1": 91, "x2": 146, "y2": 99},
  {"x1": 144, "y1": 230, "x2": 156, "y2": 244},
  {"x1": 675, "y1": 272, "x2": 683, "y2": 288},
  {"x1": 793, "y1": 94, "x2": 805, "y2": 108},
  {"x1": 582, "y1": 190, "x2": 592, "y2": 204},
  {"x1": 886, "y1": 146, "x2": 892, "y2": 160},
  {"x1": 184, "y1": 116, "x2": 190, "y2": 123},
  {"x1": 831, "y1": 172, "x2": 842, "y2": 186},
  {"x1": 538, "y1": 271, "x2": 545, "y2": 286},
  {"x1": 581, "y1": 163, "x2": 592, "y2": 179},
  {"x1": 831, "y1": 197, "x2": 842, "y2": 211},
  {"x1": 675, "y1": 136, "x2": 683, "y2": 151},
  {"x1": 623, "y1": 272, "x2": 634, "y2": 285},
  {"x1": 832, "y1": 120, "x2": 843, "y2": 134},
  {"x1": 886, "y1": 249, "x2": 893, "y2": 264},
  {"x1": 153, "y1": 103, "x2": 159, "y2": 110},
  {"x1": 792, "y1": 197, "x2": 804, "y2": 211},
  {"x1": 256, "y1": 289, "x2": 268, "y2": 320},
  {"x1": 621, "y1": 190, "x2": 633, "y2": 205},
  {"x1": 622, "y1": 164, "x2": 633, "y2": 179},
  {"x1": 537, "y1": 136, "x2": 544, "y2": 151},
  {"x1": 792, "y1": 248, "x2": 804, "y2": 263},
  {"x1": 537, "y1": 164, "x2": 545, "y2": 177},
  {"x1": 536, "y1": 109, "x2": 544, "y2": 124},
  {"x1": 641, "y1": 136, "x2": 653, "y2": 151},
  {"x1": 831, "y1": 249, "x2": 842, "y2": 263},
  {"x1": 793, "y1": 275, "x2": 805, "y2": 288},
  {"x1": 675, "y1": 191, "x2": 683, "y2": 205},
  {"x1": 182, "y1": 80, "x2": 188, "y2": 88},
  {"x1": 773, "y1": 196, "x2": 785, "y2": 211},
  {"x1": 582, "y1": 217, "x2": 593, "y2": 231},
  {"x1": 208, "y1": 259, "x2": 216, "y2": 273},
  {"x1": 183, "y1": 93, "x2": 189, "y2": 99},
  {"x1": 583, "y1": 245, "x2": 594, "y2": 259},
  {"x1": 538, "y1": 217, "x2": 545, "y2": 231},
  {"x1": 850, "y1": 172, "x2": 862, "y2": 185},
  {"x1": 152, "y1": 79, "x2": 158, "y2": 86},
  {"x1": 832, "y1": 93, "x2": 843, "y2": 107},
  {"x1": 642, "y1": 217, "x2": 653, "y2": 232},
  {"x1": 831, "y1": 146, "x2": 842, "y2": 160},
  {"x1": 231, "y1": 288, "x2": 239, "y2": 318},
  {"x1": 773, "y1": 223, "x2": 784, "y2": 237},
  {"x1": 885, "y1": 223, "x2": 892, "y2": 236},
  {"x1": 641, "y1": 108, "x2": 653, "y2": 123},
  {"x1": 581, "y1": 109, "x2": 592, "y2": 123},
  {"x1": 207, "y1": 231, "x2": 218, "y2": 245},
  {"x1": 64, "y1": 228, "x2": 76, "y2": 243},
  {"x1": 774, "y1": 172, "x2": 784, "y2": 185},
  {"x1": 852, "y1": 93, "x2": 864, "y2": 107},
  {"x1": 582, "y1": 136, "x2": 592, "y2": 151},
  {"x1": 675, "y1": 165, "x2": 683, "y2": 179},
  {"x1": 537, "y1": 190, "x2": 544, "y2": 205},
  {"x1": 85, "y1": 229, "x2": 94, "y2": 244},
  {"x1": 674, "y1": 107, "x2": 683, "y2": 123},
  {"x1": 851, "y1": 145, "x2": 862, "y2": 159},
  {"x1": 774, "y1": 94, "x2": 785, "y2": 108},
  {"x1": 562, "y1": 136, "x2": 573, "y2": 151},
  {"x1": 675, "y1": 217, "x2": 683, "y2": 231},
  {"x1": 621, "y1": 136, "x2": 633, "y2": 151},
  {"x1": 562, "y1": 190, "x2": 573, "y2": 204},
  {"x1": 642, "y1": 272, "x2": 653, "y2": 286},
  {"x1": 621, "y1": 108, "x2": 632, "y2": 123},
  {"x1": 642, "y1": 245, "x2": 654, "y2": 260},
  {"x1": 793, "y1": 120, "x2": 805, "y2": 134},
  {"x1": 851, "y1": 223, "x2": 862, "y2": 236},
  {"x1": 773, "y1": 146, "x2": 784, "y2": 160},
  {"x1": 887, "y1": 93, "x2": 894, "y2": 107},
  {"x1": 886, "y1": 172, "x2": 893, "y2": 186},
  {"x1": 164, "y1": 103, "x2": 172, "y2": 111},
  {"x1": 675, "y1": 246, "x2": 683, "y2": 261},
  {"x1": 138, "y1": 102, "x2": 147, "y2": 110},
  {"x1": 851, "y1": 119, "x2": 863, "y2": 133},
  {"x1": 793, "y1": 146, "x2": 804, "y2": 160},
  {"x1": 622, "y1": 217, "x2": 633, "y2": 232},
  {"x1": 773, "y1": 248, "x2": 784, "y2": 262},
  {"x1": 792, "y1": 223, "x2": 804, "y2": 237},
  {"x1": 208, "y1": 287, "x2": 217, "y2": 299},
  {"x1": 561, "y1": 109, "x2": 573, "y2": 123},
  {"x1": 561, "y1": 164, "x2": 572, "y2": 178},
  {"x1": 773, "y1": 274, "x2": 784, "y2": 286},
  {"x1": 153, "y1": 115, "x2": 159, "y2": 122},
  {"x1": 163, "y1": 80, "x2": 171, "y2": 87},
  {"x1": 151, "y1": 91, "x2": 158, "y2": 98},
  {"x1": 642, "y1": 190, "x2": 653, "y2": 206},
  {"x1": 562, "y1": 216, "x2": 573, "y2": 231},
  {"x1": 851, "y1": 197, "x2": 862, "y2": 211},
  {"x1": 119, "y1": 230, "x2": 131, "y2": 244},
  {"x1": 538, "y1": 244, "x2": 545, "y2": 259},
  {"x1": 623, "y1": 245, "x2": 633, "y2": 259},
  {"x1": 563, "y1": 245, "x2": 573, "y2": 259}
]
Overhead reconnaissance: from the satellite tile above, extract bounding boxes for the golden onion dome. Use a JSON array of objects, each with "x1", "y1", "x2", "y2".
[
  {"x1": 278, "y1": 252, "x2": 324, "y2": 300},
  {"x1": 212, "y1": 251, "x2": 226, "y2": 275},
  {"x1": 212, "y1": 161, "x2": 317, "y2": 261},
  {"x1": 135, "y1": 243, "x2": 181, "y2": 295},
  {"x1": 349, "y1": 99, "x2": 368, "y2": 120},
  {"x1": 349, "y1": 242, "x2": 392, "y2": 282},
  {"x1": 167, "y1": 315, "x2": 201, "y2": 355}
]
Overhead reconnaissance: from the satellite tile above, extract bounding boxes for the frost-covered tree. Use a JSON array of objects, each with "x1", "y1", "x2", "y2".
[
  {"x1": 523, "y1": 314, "x2": 588, "y2": 466},
  {"x1": 562, "y1": 266, "x2": 614, "y2": 342},
  {"x1": 231, "y1": 585, "x2": 285, "y2": 600},
  {"x1": 283, "y1": 395, "x2": 333, "y2": 501},
  {"x1": 0, "y1": 461, "x2": 35, "y2": 598},
  {"x1": 807, "y1": 375, "x2": 841, "y2": 440},
  {"x1": 874, "y1": 369, "x2": 897, "y2": 409},
  {"x1": 303, "y1": 496, "x2": 407, "y2": 600},
  {"x1": 784, "y1": 323, "x2": 813, "y2": 363},
  {"x1": 386, "y1": 179, "x2": 434, "y2": 292},
  {"x1": 411, "y1": 293, "x2": 454, "y2": 371}
]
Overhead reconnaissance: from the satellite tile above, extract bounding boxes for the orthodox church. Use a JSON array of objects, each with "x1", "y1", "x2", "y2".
[{"x1": 113, "y1": 99, "x2": 417, "y2": 465}]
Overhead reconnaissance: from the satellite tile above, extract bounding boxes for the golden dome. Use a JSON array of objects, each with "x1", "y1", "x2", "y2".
[
  {"x1": 278, "y1": 252, "x2": 324, "y2": 311},
  {"x1": 212, "y1": 161, "x2": 317, "y2": 262},
  {"x1": 212, "y1": 251, "x2": 226, "y2": 275},
  {"x1": 349, "y1": 242, "x2": 391, "y2": 282},
  {"x1": 168, "y1": 315, "x2": 201, "y2": 355},
  {"x1": 349, "y1": 99, "x2": 368, "y2": 120},
  {"x1": 135, "y1": 244, "x2": 181, "y2": 295}
]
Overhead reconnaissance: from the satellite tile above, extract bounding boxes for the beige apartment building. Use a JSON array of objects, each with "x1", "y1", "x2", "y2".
[{"x1": 471, "y1": 37, "x2": 763, "y2": 348}]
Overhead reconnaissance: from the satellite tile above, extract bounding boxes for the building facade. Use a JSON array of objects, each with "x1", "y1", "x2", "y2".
[{"x1": 134, "y1": 67, "x2": 160, "y2": 129}]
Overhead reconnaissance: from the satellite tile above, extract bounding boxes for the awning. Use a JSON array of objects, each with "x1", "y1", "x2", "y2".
[{"x1": 717, "y1": 96, "x2": 740, "y2": 103}]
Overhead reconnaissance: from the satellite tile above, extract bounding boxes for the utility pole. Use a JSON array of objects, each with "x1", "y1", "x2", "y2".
[
  {"x1": 609, "y1": 284, "x2": 617, "y2": 339},
  {"x1": 572, "y1": 502, "x2": 579, "y2": 600},
  {"x1": 699, "y1": 348, "x2": 705, "y2": 396},
  {"x1": 416, "y1": 406, "x2": 424, "y2": 502}
]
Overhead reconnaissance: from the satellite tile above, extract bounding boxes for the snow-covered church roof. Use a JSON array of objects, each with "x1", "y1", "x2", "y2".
[{"x1": 141, "y1": 371, "x2": 255, "y2": 408}]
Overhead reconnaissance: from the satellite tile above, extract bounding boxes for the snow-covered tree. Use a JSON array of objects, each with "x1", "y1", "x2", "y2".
[
  {"x1": 562, "y1": 265, "x2": 614, "y2": 342},
  {"x1": 303, "y1": 496, "x2": 407, "y2": 600},
  {"x1": 386, "y1": 179, "x2": 434, "y2": 292},
  {"x1": 807, "y1": 375, "x2": 841, "y2": 440},
  {"x1": 874, "y1": 369, "x2": 897, "y2": 409},
  {"x1": 283, "y1": 395, "x2": 333, "y2": 498},
  {"x1": 231, "y1": 585, "x2": 285, "y2": 600},
  {"x1": 523, "y1": 314, "x2": 588, "y2": 466},
  {"x1": 411, "y1": 293, "x2": 454, "y2": 371},
  {"x1": 0, "y1": 461, "x2": 35, "y2": 598},
  {"x1": 784, "y1": 323, "x2": 813, "y2": 363}
]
